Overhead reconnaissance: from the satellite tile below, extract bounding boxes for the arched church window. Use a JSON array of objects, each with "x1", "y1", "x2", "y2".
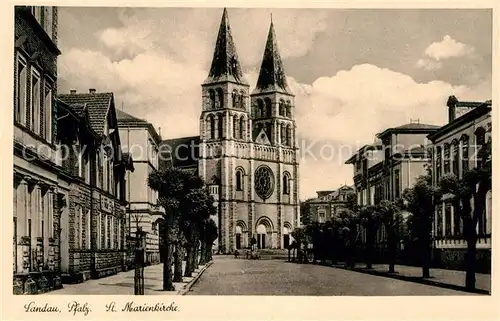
[
  {"x1": 240, "y1": 90, "x2": 245, "y2": 109},
  {"x1": 279, "y1": 99, "x2": 285, "y2": 116},
  {"x1": 283, "y1": 172, "x2": 291, "y2": 195},
  {"x1": 286, "y1": 100, "x2": 292, "y2": 118},
  {"x1": 208, "y1": 115, "x2": 215, "y2": 139},
  {"x1": 217, "y1": 114, "x2": 223, "y2": 138},
  {"x1": 216, "y1": 88, "x2": 224, "y2": 109},
  {"x1": 257, "y1": 99, "x2": 264, "y2": 118},
  {"x1": 286, "y1": 125, "x2": 292, "y2": 146},
  {"x1": 233, "y1": 115, "x2": 238, "y2": 139},
  {"x1": 208, "y1": 89, "x2": 215, "y2": 109},
  {"x1": 235, "y1": 169, "x2": 244, "y2": 191},
  {"x1": 280, "y1": 123, "x2": 285, "y2": 145},
  {"x1": 232, "y1": 90, "x2": 239, "y2": 108},
  {"x1": 264, "y1": 98, "x2": 272, "y2": 117},
  {"x1": 239, "y1": 116, "x2": 245, "y2": 140}
]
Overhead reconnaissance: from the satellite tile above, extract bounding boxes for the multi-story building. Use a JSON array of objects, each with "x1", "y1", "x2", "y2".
[
  {"x1": 428, "y1": 96, "x2": 492, "y2": 272},
  {"x1": 57, "y1": 90, "x2": 134, "y2": 282},
  {"x1": 13, "y1": 5, "x2": 63, "y2": 294},
  {"x1": 117, "y1": 109, "x2": 163, "y2": 265},
  {"x1": 306, "y1": 186, "x2": 355, "y2": 224},
  {"x1": 345, "y1": 121, "x2": 440, "y2": 257}
]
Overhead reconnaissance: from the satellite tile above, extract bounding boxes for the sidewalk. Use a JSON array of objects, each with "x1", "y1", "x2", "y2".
[
  {"x1": 46, "y1": 262, "x2": 212, "y2": 295},
  {"x1": 331, "y1": 262, "x2": 491, "y2": 294}
]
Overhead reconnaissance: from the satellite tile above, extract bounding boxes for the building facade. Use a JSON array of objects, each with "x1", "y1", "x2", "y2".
[
  {"x1": 13, "y1": 5, "x2": 62, "y2": 294},
  {"x1": 117, "y1": 109, "x2": 162, "y2": 265},
  {"x1": 428, "y1": 96, "x2": 492, "y2": 272},
  {"x1": 198, "y1": 9, "x2": 300, "y2": 252},
  {"x1": 57, "y1": 90, "x2": 134, "y2": 282},
  {"x1": 306, "y1": 186, "x2": 355, "y2": 224}
]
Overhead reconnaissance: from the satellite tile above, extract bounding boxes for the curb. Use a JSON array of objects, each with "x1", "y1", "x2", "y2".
[
  {"x1": 178, "y1": 261, "x2": 213, "y2": 295},
  {"x1": 332, "y1": 265, "x2": 490, "y2": 295}
]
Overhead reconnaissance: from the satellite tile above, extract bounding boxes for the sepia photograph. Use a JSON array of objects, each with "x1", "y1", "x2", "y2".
[{"x1": 10, "y1": 4, "x2": 493, "y2": 300}]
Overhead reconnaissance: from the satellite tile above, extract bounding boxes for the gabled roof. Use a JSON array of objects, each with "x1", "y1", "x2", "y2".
[
  {"x1": 159, "y1": 136, "x2": 200, "y2": 170},
  {"x1": 203, "y1": 8, "x2": 248, "y2": 86},
  {"x1": 116, "y1": 109, "x2": 149, "y2": 125},
  {"x1": 252, "y1": 20, "x2": 292, "y2": 95},
  {"x1": 58, "y1": 92, "x2": 114, "y2": 136}
]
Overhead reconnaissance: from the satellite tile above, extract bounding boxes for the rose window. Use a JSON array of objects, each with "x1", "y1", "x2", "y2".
[{"x1": 254, "y1": 166, "x2": 274, "y2": 199}]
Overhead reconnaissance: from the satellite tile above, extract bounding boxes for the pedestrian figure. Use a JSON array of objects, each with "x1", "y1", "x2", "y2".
[{"x1": 234, "y1": 249, "x2": 240, "y2": 259}]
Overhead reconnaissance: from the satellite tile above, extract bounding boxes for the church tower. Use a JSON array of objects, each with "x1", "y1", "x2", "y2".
[
  {"x1": 199, "y1": 8, "x2": 250, "y2": 252},
  {"x1": 199, "y1": 10, "x2": 300, "y2": 253}
]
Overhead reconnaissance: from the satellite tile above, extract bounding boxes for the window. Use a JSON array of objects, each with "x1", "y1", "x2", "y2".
[
  {"x1": 216, "y1": 114, "x2": 223, "y2": 138},
  {"x1": 475, "y1": 127, "x2": 486, "y2": 168},
  {"x1": 232, "y1": 90, "x2": 239, "y2": 108},
  {"x1": 233, "y1": 115, "x2": 238, "y2": 139},
  {"x1": 279, "y1": 100, "x2": 285, "y2": 116},
  {"x1": 239, "y1": 91, "x2": 245, "y2": 109},
  {"x1": 98, "y1": 212, "x2": 102, "y2": 249},
  {"x1": 43, "y1": 7, "x2": 53, "y2": 39},
  {"x1": 30, "y1": 69, "x2": 41, "y2": 133},
  {"x1": 43, "y1": 84, "x2": 52, "y2": 141},
  {"x1": 461, "y1": 135, "x2": 469, "y2": 173},
  {"x1": 75, "y1": 206, "x2": 82, "y2": 249},
  {"x1": 318, "y1": 210, "x2": 326, "y2": 223},
  {"x1": 15, "y1": 54, "x2": 27, "y2": 124},
  {"x1": 208, "y1": 115, "x2": 215, "y2": 139},
  {"x1": 444, "y1": 204, "x2": 452, "y2": 237},
  {"x1": 436, "y1": 205, "x2": 443, "y2": 237},
  {"x1": 117, "y1": 219, "x2": 121, "y2": 249},
  {"x1": 286, "y1": 101, "x2": 291, "y2": 118},
  {"x1": 31, "y1": 6, "x2": 43, "y2": 23},
  {"x1": 86, "y1": 210, "x2": 91, "y2": 249},
  {"x1": 286, "y1": 125, "x2": 292, "y2": 146},
  {"x1": 452, "y1": 140, "x2": 459, "y2": 176},
  {"x1": 105, "y1": 215, "x2": 109, "y2": 249},
  {"x1": 443, "y1": 143, "x2": 450, "y2": 173},
  {"x1": 264, "y1": 98, "x2": 272, "y2": 117},
  {"x1": 239, "y1": 117, "x2": 244, "y2": 139},
  {"x1": 235, "y1": 170, "x2": 243, "y2": 191},
  {"x1": 216, "y1": 88, "x2": 224, "y2": 108},
  {"x1": 394, "y1": 169, "x2": 400, "y2": 199},
  {"x1": 257, "y1": 99, "x2": 264, "y2": 117},
  {"x1": 283, "y1": 172, "x2": 290, "y2": 195},
  {"x1": 436, "y1": 146, "x2": 442, "y2": 182},
  {"x1": 208, "y1": 89, "x2": 215, "y2": 109},
  {"x1": 453, "y1": 204, "x2": 461, "y2": 236}
]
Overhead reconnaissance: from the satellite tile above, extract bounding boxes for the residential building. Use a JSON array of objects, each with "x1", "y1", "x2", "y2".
[
  {"x1": 13, "y1": 5, "x2": 62, "y2": 294},
  {"x1": 427, "y1": 96, "x2": 492, "y2": 272},
  {"x1": 117, "y1": 109, "x2": 163, "y2": 265},
  {"x1": 307, "y1": 186, "x2": 355, "y2": 224},
  {"x1": 57, "y1": 90, "x2": 134, "y2": 282},
  {"x1": 159, "y1": 9, "x2": 301, "y2": 253}
]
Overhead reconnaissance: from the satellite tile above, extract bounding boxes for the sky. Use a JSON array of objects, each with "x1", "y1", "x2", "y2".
[{"x1": 57, "y1": 7, "x2": 492, "y2": 199}]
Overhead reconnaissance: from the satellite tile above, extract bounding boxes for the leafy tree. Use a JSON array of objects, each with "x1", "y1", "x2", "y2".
[
  {"x1": 438, "y1": 139, "x2": 491, "y2": 290},
  {"x1": 377, "y1": 200, "x2": 404, "y2": 273},
  {"x1": 148, "y1": 167, "x2": 186, "y2": 291},
  {"x1": 335, "y1": 208, "x2": 359, "y2": 268},
  {"x1": 202, "y1": 219, "x2": 218, "y2": 262},
  {"x1": 359, "y1": 205, "x2": 380, "y2": 269},
  {"x1": 402, "y1": 173, "x2": 439, "y2": 278},
  {"x1": 300, "y1": 199, "x2": 314, "y2": 226}
]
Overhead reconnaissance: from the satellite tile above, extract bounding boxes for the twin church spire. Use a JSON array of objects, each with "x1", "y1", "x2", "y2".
[{"x1": 205, "y1": 8, "x2": 291, "y2": 95}]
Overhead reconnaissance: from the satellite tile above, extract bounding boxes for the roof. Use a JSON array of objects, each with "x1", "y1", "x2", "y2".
[
  {"x1": 203, "y1": 8, "x2": 248, "y2": 86},
  {"x1": 345, "y1": 144, "x2": 382, "y2": 164},
  {"x1": 58, "y1": 92, "x2": 114, "y2": 135},
  {"x1": 159, "y1": 136, "x2": 200, "y2": 170},
  {"x1": 428, "y1": 101, "x2": 492, "y2": 142},
  {"x1": 377, "y1": 122, "x2": 440, "y2": 139},
  {"x1": 116, "y1": 109, "x2": 149, "y2": 125},
  {"x1": 252, "y1": 20, "x2": 292, "y2": 96}
]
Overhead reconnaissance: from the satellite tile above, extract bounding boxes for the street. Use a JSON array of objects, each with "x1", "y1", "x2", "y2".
[{"x1": 188, "y1": 257, "x2": 472, "y2": 296}]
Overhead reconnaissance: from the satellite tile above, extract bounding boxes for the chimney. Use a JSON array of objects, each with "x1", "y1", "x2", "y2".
[
  {"x1": 70, "y1": 89, "x2": 77, "y2": 94},
  {"x1": 447, "y1": 95, "x2": 459, "y2": 123},
  {"x1": 89, "y1": 88, "x2": 96, "y2": 94}
]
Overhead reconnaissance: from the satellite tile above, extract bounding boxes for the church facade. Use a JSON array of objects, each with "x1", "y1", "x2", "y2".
[{"x1": 197, "y1": 9, "x2": 300, "y2": 253}]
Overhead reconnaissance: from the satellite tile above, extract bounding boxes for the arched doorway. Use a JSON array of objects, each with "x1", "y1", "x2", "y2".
[
  {"x1": 235, "y1": 225, "x2": 242, "y2": 250},
  {"x1": 283, "y1": 222, "x2": 292, "y2": 249},
  {"x1": 256, "y1": 224, "x2": 267, "y2": 249}
]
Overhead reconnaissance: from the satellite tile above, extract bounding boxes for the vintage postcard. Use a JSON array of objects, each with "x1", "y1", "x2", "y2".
[{"x1": 1, "y1": 0, "x2": 498, "y2": 320}]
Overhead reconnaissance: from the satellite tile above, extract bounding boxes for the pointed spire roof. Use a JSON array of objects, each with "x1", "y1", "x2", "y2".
[
  {"x1": 204, "y1": 8, "x2": 248, "y2": 85},
  {"x1": 253, "y1": 19, "x2": 292, "y2": 95}
]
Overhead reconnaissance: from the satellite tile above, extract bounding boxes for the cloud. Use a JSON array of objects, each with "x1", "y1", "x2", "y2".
[
  {"x1": 424, "y1": 35, "x2": 475, "y2": 61},
  {"x1": 416, "y1": 58, "x2": 443, "y2": 70},
  {"x1": 94, "y1": 8, "x2": 328, "y2": 69}
]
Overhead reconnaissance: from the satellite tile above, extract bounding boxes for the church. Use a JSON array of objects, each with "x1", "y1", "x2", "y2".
[{"x1": 161, "y1": 8, "x2": 300, "y2": 253}]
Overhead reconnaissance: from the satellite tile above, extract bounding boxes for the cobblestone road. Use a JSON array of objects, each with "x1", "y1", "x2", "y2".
[{"x1": 188, "y1": 257, "x2": 473, "y2": 296}]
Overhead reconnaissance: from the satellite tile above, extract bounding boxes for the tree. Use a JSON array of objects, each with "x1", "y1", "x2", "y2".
[
  {"x1": 202, "y1": 219, "x2": 218, "y2": 262},
  {"x1": 377, "y1": 200, "x2": 404, "y2": 273},
  {"x1": 438, "y1": 139, "x2": 491, "y2": 290},
  {"x1": 402, "y1": 173, "x2": 438, "y2": 278},
  {"x1": 148, "y1": 167, "x2": 186, "y2": 291},
  {"x1": 359, "y1": 205, "x2": 379, "y2": 269},
  {"x1": 291, "y1": 227, "x2": 306, "y2": 262},
  {"x1": 335, "y1": 208, "x2": 359, "y2": 268}
]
